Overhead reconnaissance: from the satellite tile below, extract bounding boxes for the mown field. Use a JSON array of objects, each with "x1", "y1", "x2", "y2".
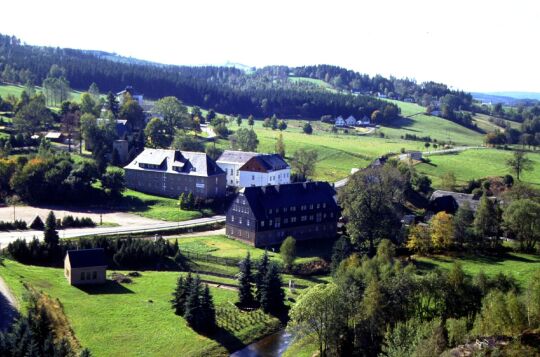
[
  {"x1": 416, "y1": 252, "x2": 540, "y2": 289},
  {"x1": 0, "y1": 259, "x2": 280, "y2": 357},
  {"x1": 0, "y1": 84, "x2": 84, "y2": 104},
  {"x1": 417, "y1": 149, "x2": 540, "y2": 187},
  {"x1": 175, "y1": 234, "x2": 335, "y2": 265}
]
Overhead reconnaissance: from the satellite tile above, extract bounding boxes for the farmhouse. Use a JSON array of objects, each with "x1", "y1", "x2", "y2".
[
  {"x1": 359, "y1": 115, "x2": 371, "y2": 125},
  {"x1": 239, "y1": 154, "x2": 291, "y2": 187},
  {"x1": 216, "y1": 150, "x2": 259, "y2": 187},
  {"x1": 430, "y1": 190, "x2": 480, "y2": 214},
  {"x1": 399, "y1": 151, "x2": 423, "y2": 162},
  {"x1": 226, "y1": 181, "x2": 339, "y2": 247},
  {"x1": 117, "y1": 85, "x2": 144, "y2": 106},
  {"x1": 345, "y1": 115, "x2": 357, "y2": 126},
  {"x1": 96, "y1": 118, "x2": 132, "y2": 140},
  {"x1": 124, "y1": 148, "x2": 226, "y2": 199},
  {"x1": 45, "y1": 131, "x2": 64, "y2": 143},
  {"x1": 335, "y1": 116, "x2": 345, "y2": 127},
  {"x1": 64, "y1": 248, "x2": 107, "y2": 285}
]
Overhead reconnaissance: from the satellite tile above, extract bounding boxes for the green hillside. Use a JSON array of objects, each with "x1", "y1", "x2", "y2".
[
  {"x1": 417, "y1": 149, "x2": 540, "y2": 187},
  {"x1": 0, "y1": 83, "x2": 84, "y2": 105}
]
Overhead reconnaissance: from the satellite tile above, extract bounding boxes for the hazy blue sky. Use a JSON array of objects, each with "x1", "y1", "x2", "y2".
[{"x1": 1, "y1": 0, "x2": 539, "y2": 92}]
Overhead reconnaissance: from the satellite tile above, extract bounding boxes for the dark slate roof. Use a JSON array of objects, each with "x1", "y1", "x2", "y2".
[
  {"x1": 239, "y1": 182, "x2": 339, "y2": 219},
  {"x1": 239, "y1": 154, "x2": 289, "y2": 173},
  {"x1": 124, "y1": 148, "x2": 225, "y2": 177},
  {"x1": 430, "y1": 190, "x2": 480, "y2": 213},
  {"x1": 67, "y1": 248, "x2": 107, "y2": 268},
  {"x1": 217, "y1": 150, "x2": 259, "y2": 165}
]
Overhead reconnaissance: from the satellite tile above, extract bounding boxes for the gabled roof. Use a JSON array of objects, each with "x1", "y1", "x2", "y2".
[
  {"x1": 238, "y1": 182, "x2": 339, "y2": 220},
  {"x1": 124, "y1": 148, "x2": 225, "y2": 177},
  {"x1": 66, "y1": 248, "x2": 106, "y2": 268},
  {"x1": 430, "y1": 190, "x2": 480, "y2": 212},
  {"x1": 239, "y1": 154, "x2": 289, "y2": 173},
  {"x1": 217, "y1": 150, "x2": 259, "y2": 165}
]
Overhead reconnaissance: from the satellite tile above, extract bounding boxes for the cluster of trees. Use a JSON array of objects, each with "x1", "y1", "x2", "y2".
[
  {"x1": 171, "y1": 273, "x2": 216, "y2": 334},
  {"x1": 236, "y1": 251, "x2": 286, "y2": 315},
  {"x1": 290, "y1": 240, "x2": 539, "y2": 356},
  {"x1": 7, "y1": 227, "x2": 182, "y2": 270},
  {"x1": 0, "y1": 291, "x2": 91, "y2": 357},
  {"x1": 484, "y1": 105, "x2": 540, "y2": 148},
  {"x1": 0, "y1": 147, "x2": 124, "y2": 204},
  {"x1": 0, "y1": 35, "x2": 399, "y2": 119}
]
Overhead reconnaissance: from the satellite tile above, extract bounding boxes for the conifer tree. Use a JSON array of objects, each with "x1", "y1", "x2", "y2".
[
  {"x1": 259, "y1": 263, "x2": 285, "y2": 314},
  {"x1": 238, "y1": 252, "x2": 255, "y2": 307},
  {"x1": 171, "y1": 273, "x2": 192, "y2": 316},
  {"x1": 44, "y1": 211, "x2": 59, "y2": 248},
  {"x1": 248, "y1": 114, "x2": 255, "y2": 127},
  {"x1": 184, "y1": 275, "x2": 202, "y2": 329},
  {"x1": 186, "y1": 192, "x2": 195, "y2": 210},
  {"x1": 200, "y1": 284, "x2": 216, "y2": 333},
  {"x1": 255, "y1": 250, "x2": 269, "y2": 302}
]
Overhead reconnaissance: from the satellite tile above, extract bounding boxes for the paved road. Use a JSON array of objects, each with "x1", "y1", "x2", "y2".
[
  {"x1": 0, "y1": 215, "x2": 225, "y2": 249},
  {"x1": 0, "y1": 275, "x2": 18, "y2": 331}
]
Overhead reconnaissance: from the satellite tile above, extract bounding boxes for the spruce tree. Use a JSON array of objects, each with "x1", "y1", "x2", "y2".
[
  {"x1": 255, "y1": 250, "x2": 269, "y2": 303},
  {"x1": 44, "y1": 211, "x2": 59, "y2": 248},
  {"x1": 171, "y1": 273, "x2": 192, "y2": 316},
  {"x1": 200, "y1": 284, "x2": 216, "y2": 333},
  {"x1": 186, "y1": 192, "x2": 195, "y2": 210},
  {"x1": 238, "y1": 252, "x2": 255, "y2": 307},
  {"x1": 184, "y1": 275, "x2": 202, "y2": 329},
  {"x1": 259, "y1": 263, "x2": 285, "y2": 314}
]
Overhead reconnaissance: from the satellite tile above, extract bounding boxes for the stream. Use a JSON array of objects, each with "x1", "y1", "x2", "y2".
[{"x1": 230, "y1": 329, "x2": 293, "y2": 357}]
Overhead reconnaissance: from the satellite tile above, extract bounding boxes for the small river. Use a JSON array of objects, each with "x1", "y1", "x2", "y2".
[{"x1": 230, "y1": 330, "x2": 293, "y2": 357}]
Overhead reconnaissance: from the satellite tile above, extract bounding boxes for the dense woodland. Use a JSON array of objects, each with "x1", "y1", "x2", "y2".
[{"x1": 0, "y1": 34, "x2": 399, "y2": 119}]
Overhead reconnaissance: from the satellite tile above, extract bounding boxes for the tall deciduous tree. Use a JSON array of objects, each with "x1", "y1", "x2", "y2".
[
  {"x1": 506, "y1": 151, "x2": 534, "y2": 181},
  {"x1": 275, "y1": 133, "x2": 286, "y2": 158},
  {"x1": 473, "y1": 194, "x2": 499, "y2": 247},
  {"x1": 153, "y1": 96, "x2": 190, "y2": 134},
  {"x1": 503, "y1": 199, "x2": 540, "y2": 252},
  {"x1": 339, "y1": 166, "x2": 405, "y2": 255},
  {"x1": 230, "y1": 128, "x2": 259, "y2": 151},
  {"x1": 280, "y1": 236, "x2": 296, "y2": 270},
  {"x1": 430, "y1": 212, "x2": 454, "y2": 250},
  {"x1": 291, "y1": 149, "x2": 318, "y2": 180},
  {"x1": 144, "y1": 117, "x2": 171, "y2": 148}
]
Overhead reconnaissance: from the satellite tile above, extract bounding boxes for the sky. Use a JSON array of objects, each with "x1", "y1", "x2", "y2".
[{"x1": 1, "y1": 0, "x2": 539, "y2": 92}]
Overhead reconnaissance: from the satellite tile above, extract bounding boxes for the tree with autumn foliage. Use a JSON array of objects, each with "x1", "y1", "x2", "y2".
[
  {"x1": 430, "y1": 211, "x2": 454, "y2": 251},
  {"x1": 406, "y1": 224, "x2": 431, "y2": 254}
]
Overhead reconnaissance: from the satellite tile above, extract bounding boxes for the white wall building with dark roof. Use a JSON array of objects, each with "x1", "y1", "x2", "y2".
[
  {"x1": 216, "y1": 150, "x2": 259, "y2": 187},
  {"x1": 239, "y1": 154, "x2": 291, "y2": 187}
]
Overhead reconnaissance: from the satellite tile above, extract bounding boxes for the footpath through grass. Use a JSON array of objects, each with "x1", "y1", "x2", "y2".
[{"x1": 0, "y1": 259, "x2": 280, "y2": 357}]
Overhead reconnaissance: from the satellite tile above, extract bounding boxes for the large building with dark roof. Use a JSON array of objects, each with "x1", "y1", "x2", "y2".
[
  {"x1": 64, "y1": 248, "x2": 107, "y2": 285},
  {"x1": 226, "y1": 181, "x2": 339, "y2": 247},
  {"x1": 238, "y1": 154, "x2": 291, "y2": 187},
  {"x1": 124, "y1": 148, "x2": 226, "y2": 199}
]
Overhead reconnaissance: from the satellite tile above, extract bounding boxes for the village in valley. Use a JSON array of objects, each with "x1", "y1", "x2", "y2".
[{"x1": 1, "y1": 3, "x2": 540, "y2": 356}]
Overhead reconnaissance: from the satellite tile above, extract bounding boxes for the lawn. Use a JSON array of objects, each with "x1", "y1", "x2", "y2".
[
  {"x1": 380, "y1": 100, "x2": 484, "y2": 146},
  {"x1": 0, "y1": 259, "x2": 280, "y2": 357},
  {"x1": 0, "y1": 84, "x2": 84, "y2": 106},
  {"x1": 417, "y1": 148, "x2": 540, "y2": 188},
  {"x1": 223, "y1": 120, "x2": 433, "y2": 182},
  {"x1": 288, "y1": 77, "x2": 338, "y2": 93},
  {"x1": 415, "y1": 252, "x2": 540, "y2": 289},
  {"x1": 176, "y1": 234, "x2": 335, "y2": 264},
  {"x1": 115, "y1": 189, "x2": 206, "y2": 221}
]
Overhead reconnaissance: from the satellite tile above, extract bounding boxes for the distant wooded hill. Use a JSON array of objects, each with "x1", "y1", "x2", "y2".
[{"x1": 0, "y1": 33, "x2": 470, "y2": 120}]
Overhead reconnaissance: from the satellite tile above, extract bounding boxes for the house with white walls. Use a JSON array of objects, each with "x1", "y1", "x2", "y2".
[
  {"x1": 216, "y1": 150, "x2": 259, "y2": 187},
  {"x1": 239, "y1": 154, "x2": 291, "y2": 187}
]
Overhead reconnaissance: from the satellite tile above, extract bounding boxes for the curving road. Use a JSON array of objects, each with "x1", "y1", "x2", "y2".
[{"x1": 0, "y1": 215, "x2": 225, "y2": 249}]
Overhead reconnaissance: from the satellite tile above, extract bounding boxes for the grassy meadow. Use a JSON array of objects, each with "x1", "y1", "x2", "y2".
[
  {"x1": 417, "y1": 149, "x2": 540, "y2": 187},
  {"x1": 415, "y1": 252, "x2": 540, "y2": 289},
  {"x1": 0, "y1": 259, "x2": 280, "y2": 357},
  {"x1": 0, "y1": 84, "x2": 84, "y2": 105}
]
